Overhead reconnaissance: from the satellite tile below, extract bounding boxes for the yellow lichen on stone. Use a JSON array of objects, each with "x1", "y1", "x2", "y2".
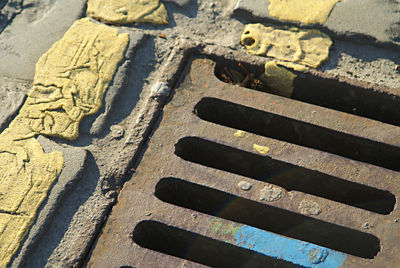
[
  {"x1": 253, "y1": 144, "x2": 270, "y2": 155},
  {"x1": 241, "y1": 24, "x2": 333, "y2": 69},
  {"x1": 0, "y1": 18, "x2": 129, "y2": 267},
  {"x1": 0, "y1": 138, "x2": 63, "y2": 267},
  {"x1": 268, "y1": 0, "x2": 342, "y2": 24},
  {"x1": 234, "y1": 130, "x2": 247, "y2": 138},
  {"x1": 87, "y1": 0, "x2": 168, "y2": 25},
  {"x1": 260, "y1": 62, "x2": 297, "y2": 98},
  {"x1": 17, "y1": 18, "x2": 129, "y2": 141}
]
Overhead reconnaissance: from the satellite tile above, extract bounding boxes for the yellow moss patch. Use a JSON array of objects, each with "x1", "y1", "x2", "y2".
[
  {"x1": 234, "y1": 130, "x2": 247, "y2": 138},
  {"x1": 87, "y1": 0, "x2": 168, "y2": 25},
  {"x1": 260, "y1": 62, "x2": 297, "y2": 98},
  {"x1": 0, "y1": 18, "x2": 129, "y2": 266},
  {"x1": 268, "y1": 0, "x2": 341, "y2": 24},
  {"x1": 241, "y1": 24, "x2": 332, "y2": 69},
  {"x1": 253, "y1": 144, "x2": 270, "y2": 155}
]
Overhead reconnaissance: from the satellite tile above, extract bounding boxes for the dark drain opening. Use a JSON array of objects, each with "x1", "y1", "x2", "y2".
[
  {"x1": 215, "y1": 62, "x2": 400, "y2": 127},
  {"x1": 174, "y1": 137, "x2": 395, "y2": 215},
  {"x1": 194, "y1": 97, "x2": 400, "y2": 172},
  {"x1": 155, "y1": 178, "x2": 380, "y2": 259},
  {"x1": 132, "y1": 220, "x2": 298, "y2": 268}
]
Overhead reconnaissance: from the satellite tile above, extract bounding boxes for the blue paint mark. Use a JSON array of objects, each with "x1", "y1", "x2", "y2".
[{"x1": 234, "y1": 225, "x2": 347, "y2": 268}]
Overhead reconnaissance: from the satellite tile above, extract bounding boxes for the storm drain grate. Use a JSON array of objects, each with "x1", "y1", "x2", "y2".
[{"x1": 88, "y1": 56, "x2": 400, "y2": 268}]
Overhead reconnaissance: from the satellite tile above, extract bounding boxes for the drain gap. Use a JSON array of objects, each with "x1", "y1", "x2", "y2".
[
  {"x1": 154, "y1": 177, "x2": 380, "y2": 259},
  {"x1": 174, "y1": 137, "x2": 395, "y2": 215},
  {"x1": 215, "y1": 62, "x2": 400, "y2": 127},
  {"x1": 132, "y1": 220, "x2": 299, "y2": 268},
  {"x1": 194, "y1": 97, "x2": 400, "y2": 172}
]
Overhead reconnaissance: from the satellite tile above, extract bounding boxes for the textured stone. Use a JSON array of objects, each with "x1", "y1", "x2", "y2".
[
  {"x1": 241, "y1": 24, "x2": 332, "y2": 68},
  {"x1": 234, "y1": 0, "x2": 400, "y2": 47},
  {"x1": 325, "y1": 0, "x2": 400, "y2": 45},
  {"x1": 268, "y1": 0, "x2": 341, "y2": 24},
  {"x1": 18, "y1": 18, "x2": 129, "y2": 140},
  {"x1": 0, "y1": 77, "x2": 30, "y2": 131},
  {"x1": 87, "y1": 0, "x2": 168, "y2": 25},
  {"x1": 0, "y1": 18, "x2": 128, "y2": 266},
  {"x1": 0, "y1": 0, "x2": 22, "y2": 33},
  {"x1": 0, "y1": 0, "x2": 87, "y2": 80}
]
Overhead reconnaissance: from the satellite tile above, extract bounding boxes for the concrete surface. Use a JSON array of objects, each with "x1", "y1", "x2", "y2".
[{"x1": 0, "y1": 0, "x2": 398, "y2": 267}]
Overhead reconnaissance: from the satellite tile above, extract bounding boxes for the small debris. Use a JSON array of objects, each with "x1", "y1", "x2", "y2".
[
  {"x1": 150, "y1": 82, "x2": 169, "y2": 97},
  {"x1": 394, "y1": 219, "x2": 398, "y2": 223},
  {"x1": 299, "y1": 200, "x2": 322, "y2": 216},
  {"x1": 253, "y1": 144, "x2": 269, "y2": 155},
  {"x1": 260, "y1": 185, "x2": 282, "y2": 202},
  {"x1": 110, "y1": 125, "x2": 125, "y2": 139},
  {"x1": 146, "y1": 212, "x2": 152, "y2": 216},
  {"x1": 238, "y1": 181, "x2": 253, "y2": 191},
  {"x1": 234, "y1": 130, "x2": 246, "y2": 138},
  {"x1": 158, "y1": 33, "x2": 167, "y2": 39}
]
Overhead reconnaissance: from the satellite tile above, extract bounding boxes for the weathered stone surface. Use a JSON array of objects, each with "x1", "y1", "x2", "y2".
[
  {"x1": 0, "y1": 18, "x2": 128, "y2": 266},
  {"x1": 0, "y1": 0, "x2": 87, "y2": 80},
  {"x1": 0, "y1": 0, "x2": 22, "y2": 33},
  {"x1": 11, "y1": 136, "x2": 87, "y2": 267},
  {"x1": 325, "y1": 0, "x2": 400, "y2": 45},
  {"x1": 234, "y1": 0, "x2": 400, "y2": 47},
  {"x1": 0, "y1": 77, "x2": 30, "y2": 131},
  {"x1": 241, "y1": 24, "x2": 332, "y2": 68},
  {"x1": 19, "y1": 18, "x2": 129, "y2": 140},
  {"x1": 83, "y1": 30, "x2": 146, "y2": 136},
  {"x1": 87, "y1": 0, "x2": 168, "y2": 25},
  {"x1": 268, "y1": 0, "x2": 341, "y2": 24}
]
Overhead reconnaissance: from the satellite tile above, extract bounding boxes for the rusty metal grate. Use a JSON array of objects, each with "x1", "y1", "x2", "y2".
[{"x1": 88, "y1": 55, "x2": 400, "y2": 268}]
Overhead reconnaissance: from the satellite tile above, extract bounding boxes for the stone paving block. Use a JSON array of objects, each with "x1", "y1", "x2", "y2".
[
  {"x1": 87, "y1": 0, "x2": 168, "y2": 25},
  {"x1": 234, "y1": 0, "x2": 400, "y2": 47},
  {"x1": 325, "y1": 0, "x2": 400, "y2": 45},
  {"x1": 82, "y1": 30, "x2": 147, "y2": 136},
  {"x1": 0, "y1": 0, "x2": 87, "y2": 80},
  {"x1": 0, "y1": 77, "x2": 29, "y2": 131},
  {"x1": 0, "y1": 0, "x2": 22, "y2": 34},
  {"x1": 11, "y1": 136, "x2": 88, "y2": 267}
]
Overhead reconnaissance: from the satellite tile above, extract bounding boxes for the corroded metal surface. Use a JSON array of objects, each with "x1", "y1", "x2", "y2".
[{"x1": 88, "y1": 55, "x2": 400, "y2": 267}]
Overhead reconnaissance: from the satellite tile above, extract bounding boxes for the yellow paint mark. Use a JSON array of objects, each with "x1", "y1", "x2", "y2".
[
  {"x1": 0, "y1": 18, "x2": 128, "y2": 266},
  {"x1": 253, "y1": 144, "x2": 270, "y2": 155},
  {"x1": 260, "y1": 62, "x2": 296, "y2": 98},
  {"x1": 87, "y1": 0, "x2": 168, "y2": 25},
  {"x1": 234, "y1": 130, "x2": 247, "y2": 138},
  {"x1": 241, "y1": 24, "x2": 332, "y2": 69},
  {"x1": 268, "y1": 0, "x2": 342, "y2": 25}
]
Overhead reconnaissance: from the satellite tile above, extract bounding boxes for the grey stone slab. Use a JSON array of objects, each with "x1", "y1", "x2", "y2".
[
  {"x1": 233, "y1": 0, "x2": 400, "y2": 48},
  {"x1": 0, "y1": 77, "x2": 30, "y2": 131},
  {"x1": 0, "y1": 0, "x2": 22, "y2": 33},
  {"x1": 0, "y1": 0, "x2": 86, "y2": 80},
  {"x1": 234, "y1": 0, "x2": 271, "y2": 20},
  {"x1": 11, "y1": 135, "x2": 88, "y2": 268},
  {"x1": 325, "y1": 0, "x2": 400, "y2": 45},
  {"x1": 82, "y1": 30, "x2": 147, "y2": 136}
]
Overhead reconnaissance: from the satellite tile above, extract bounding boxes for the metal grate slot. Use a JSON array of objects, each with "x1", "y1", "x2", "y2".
[
  {"x1": 132, "y1": 220, "x2": 298, "y2": 268},
  {"x1": 175, "y1": 137, "x2": 395, "y2": 215},
  {"x1": 215, "y1": 62, "x2": 400, "y2": 127},
  {"x1": 154, "y1": 177, "x2": 380, "y2": 259},
  {"x1": 194, "y1": 97, "x2": 400, "y2": 172}
]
